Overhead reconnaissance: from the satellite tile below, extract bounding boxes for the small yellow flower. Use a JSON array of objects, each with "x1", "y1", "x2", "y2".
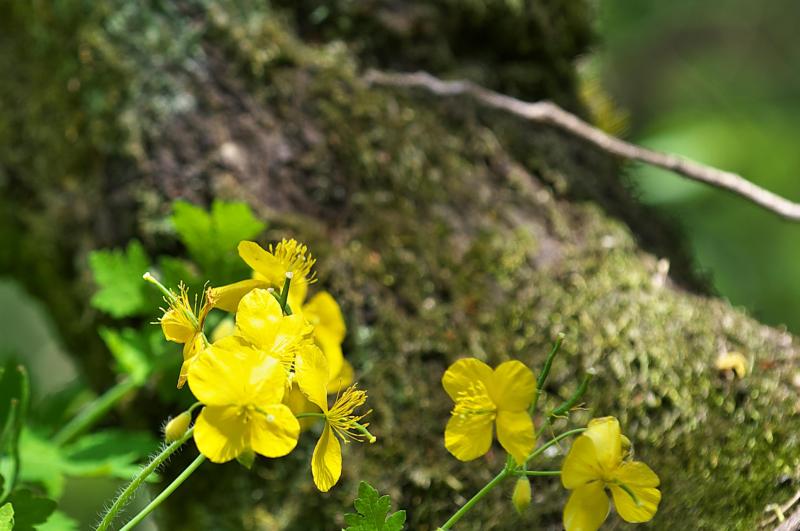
[
  {"x1": 295, "y1": 347, "x2": 374, "y2": 492},
  {"x1": 187, "y1": 343, "x2": 300, "y2": 463},
  {"x1": 158, "y1": 284, "x2": 212, "y2": 388},
  {"x1": 562, "y1": 417, "x2": 661, "y2": 531},
  {"x1": 211, "y1": 239, "x2": 316, "y2": 312},
  {"x1": 164, "y1": 412, "x2": 192, "y2": 442},
  {"x1": 442, "y1": 358, "x2": 537, "y2": 464}
]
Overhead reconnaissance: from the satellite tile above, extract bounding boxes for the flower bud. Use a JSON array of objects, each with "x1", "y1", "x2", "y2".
[
  {"x1": 511, "y1": 477, "x2": 531, "y2": 515},
  {"x1": 164, "y1": 412, "x2": 191, "y2": 442}
]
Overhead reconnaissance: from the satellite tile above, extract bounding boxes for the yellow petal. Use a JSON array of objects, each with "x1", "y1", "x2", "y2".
[
  {"x1": 295, "y1": 344, "x2": 330, "y2": 410},
  {"x1": 305, "y1": 291, "x2": 346, "y2": 344},
  {"x1": 235, "y1": 288, "x2": 285, "y2": 346},
  {"x1": 187, "y1": 340, "x2": 252, "y2": 406},
  {"x1": 246, "y1": 355, "x2": 287, "y2": 405},
  {"x1": 193, "y1": 406, "x2": 249, "y2": 463},
  {"x1": 239, "y1": 240, "x2": 284, "y2": 286},
  {"x1": 444, "y1": 413, "x2": 493, "y2": 461},
  {"x1": 249, "y1": 403, "x2": 300, "y2": 458},
  {"x1": 177, "y1": 334, "x2": 206, "y2": 389},
  {"x1": 583, "y1": 417, "x2": 622, "y2": 474},
  {"x1": 609, "y1": 461, "x2": 661, "y2": 523},
  {"x1": 209, "y1": 317, "x2": 236, "y2": 342},
  {"x1": 210, "y1": 278, "x2": 267, "y2": 312},
  {"x1": 327, "y1": 359, "x2": 355, "y2": 394},
  {"x1": 284, "y1": 384, "x2": 321, "y2": 431},
  {"x1": 161, "y1": 309, "x2": 195, "y2": 343},
  {"x1": 495, "y1": 410, "x2": 535, "y2": 464},
  {"x1": 312, "y1": 424, "x2": 342, "y2": 492},
  {"x1": 317, "y1": 332, "x2": 344, "y2": 382},
  {"x1": 442, "y1": 358, "x2": 493, "y2": 403},
  {"x1": 489, "y1": 360, "x2": 536, "y2": 411},
  {"x1": 287, "y1": 277, "x2": 309, "y2": 310},
  {"x1": 562, "y1": 435, "x2": 604, "y2": 489},
  {"x1": 188, "y1": 336, "x2": 284, "y2": 406},
  {"x1": 563, "y1": 481, "x2": 610, "y2": 531}
]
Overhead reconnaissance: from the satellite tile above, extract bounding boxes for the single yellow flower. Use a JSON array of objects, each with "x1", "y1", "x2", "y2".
[
  {"x1": 158, "y1": 284, "x2": 212, "y2": 388},
  {"x1": 187, "y1": 338, "x2": 300, "y2": 463},
  {"x1": 442, "y1": 358, "x2": 537, "y2": 464},
  {"x1": 562, "y1": 417, "x2": 661, "y2": 531},
  {"x1": 295, "y1": 346, "x2": 374, "y2": 492},
  {"x1": 211, "y1": 239, "x2": 316, "y2": 312}
]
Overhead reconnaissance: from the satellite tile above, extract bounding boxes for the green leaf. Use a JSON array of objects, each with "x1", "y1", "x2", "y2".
[
  {"x1": 171, "y1": 200, "x2": 265, "y2": 281},
  {"x1": 344, "y1": 481, "x2": 406, "y2": 531},
  {"x1": 7, "y1": 490, "x2": 56, "y2": 531},
  {"x1": 18, "y1": 429, "x2": 158, "y2": 498},
  {"x1": 98, "y1": 327, "x2": 153, "y2": 383},
  {"x1": 37, "y1": 510, "x2": 78, "y2": 531},
  {"x1": 0, "y1": 502, "x2": 13, "y2": 531},
  {"x1": 89, "y1": 240, "x2": 151, "y2": 318},
  {"x1": 0, "y1": 363, "x2": 29, "y2": 502}
]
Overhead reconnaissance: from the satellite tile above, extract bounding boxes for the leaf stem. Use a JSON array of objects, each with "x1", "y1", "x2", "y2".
[
  {"x1": 54, "y1": 377, "x2": 139, "y2": 446},
  {"x1": 119, "y1": 453, "x2": 206, "y2": 531},
  {"x1": 516, "y1": 470, "x2": 561, "y2": 477},
  {"x1": 95, "y1": 427, "x2": 194, "y2": 531},
  {"x1": 524, "y1": 428, "x2": 585, "y2": 465}
]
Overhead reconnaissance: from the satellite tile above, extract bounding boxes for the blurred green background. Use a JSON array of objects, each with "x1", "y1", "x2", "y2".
[{"x1": 597, "y1": 0, "x2": 800, "y2": 332}]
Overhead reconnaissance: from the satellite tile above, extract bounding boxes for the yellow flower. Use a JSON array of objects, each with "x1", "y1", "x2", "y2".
[
  {"x1": 211, "y1": 239, "x2": 316, "y2": 312},
  {"x1": 442, "y1": 358, "x2": 537, "y2": 464},
  {"x1": 187, "y1": 339, "x2": 300, "y2": 463},
  {"x1": 234, "y1": 287, "x2": 314, "y2": 375},
  {"x1": 295, "y1": 346, "x2": 374, "y2": 492},
  {"x1": 158, "y1": 284, "x2": 212, "y2": 388},
  {"x1": 284, "y1": 282, "x2": 353, "y2": 427},
  {"x1": 562, "y1": 417, "x2": 661, "y2": 531}
]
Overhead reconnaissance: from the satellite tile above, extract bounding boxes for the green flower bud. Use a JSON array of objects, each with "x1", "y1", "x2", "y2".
[
  {"x1": 164, "y1": 412, "x2": 191, "y2": 442},
  {"x1": 512, "y1": 477, "x2": 531, "y2": 515}
]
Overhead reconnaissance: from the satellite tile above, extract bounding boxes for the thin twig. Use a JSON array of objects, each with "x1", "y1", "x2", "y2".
[{"x1": 364, "y1": 70, "x2": 800, "y2": 222}]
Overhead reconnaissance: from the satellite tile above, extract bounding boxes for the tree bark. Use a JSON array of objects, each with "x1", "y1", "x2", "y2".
[{"x1": 1, "y1": 2, "x2": 798, "y2": 530}]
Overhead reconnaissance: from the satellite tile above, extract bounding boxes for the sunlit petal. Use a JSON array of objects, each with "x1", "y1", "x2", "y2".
[
  {"x1": 210, "y1": 278, "x2": 267, "y2": 313},
  {"x1": 194, "y1": 406, "x2": 249, "y2": 463},
  {"x1": 563, "y1": 481, "x2": 609, "y2": 531},
  {"x1": 442, "y1": 358, "x2": 493, "y2": 403},
  {"x1": 489, "y1": 360, "x2": 536, "y2": 411},
  {"x1": 583, "y1": 417, "x2": 622, "y2": 474},
  {"x1": 495, "y1": 410, "x2": 535, "y2": 464},
  {"x1": 312, "y1": 424, "x2": 342, "y2": 492},
  {"x1": 249, "y1": 404, "x2": 300, "y2": 458},
  {"x1": 295, "y1": 344, "x2": 330, "y2": 410},
  {"x1": 444, "y1": 413, "x2": 493, "y2": 461},
  {"x1": 562, "y1": 435, "x2": 604, "y2": 489}
]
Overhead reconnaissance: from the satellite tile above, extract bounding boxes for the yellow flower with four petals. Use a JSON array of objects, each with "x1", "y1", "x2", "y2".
[
  {"x1": 562, "y1": 417, "x2": 661, "y2": 531},
  {"x1": 158, "y1": 283, "x2": 213, "y2": 388},
  {"x1": 295, "y1": 345, "x2": 374, "y2": 492},
  {"x1": 442, "y1": 358, "x2": 537, "y2": 465}
]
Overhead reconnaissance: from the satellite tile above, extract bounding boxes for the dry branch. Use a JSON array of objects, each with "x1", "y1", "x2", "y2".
[{"x1": 365, "y1": 70, "x2": 800, "y2": 222}]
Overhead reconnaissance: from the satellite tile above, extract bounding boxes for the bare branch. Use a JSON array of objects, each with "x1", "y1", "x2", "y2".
[{"x1": 364, "y1": 70, "x2": 800, "y2": 222}]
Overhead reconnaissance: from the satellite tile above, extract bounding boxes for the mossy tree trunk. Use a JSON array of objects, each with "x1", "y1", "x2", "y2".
[{"x1": 1, "y1": 2, "x2": 798, "y2": 530}]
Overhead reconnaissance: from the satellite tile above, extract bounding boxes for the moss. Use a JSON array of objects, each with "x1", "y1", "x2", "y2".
[{"x1": 3, "y1": 2, "x2": 798, "y2": 530}]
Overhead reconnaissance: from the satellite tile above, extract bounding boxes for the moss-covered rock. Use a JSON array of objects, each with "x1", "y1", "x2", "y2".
[{"x1": 2, "y1": 2, "x2": 798, "y2": 530}]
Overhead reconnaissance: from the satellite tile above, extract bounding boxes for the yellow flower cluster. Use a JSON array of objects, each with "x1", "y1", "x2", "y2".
[
  {"x1": 157, "y1": 239, "x2": 372, "y2": 492},
  {"x1": 442, "y1": 358, "x2": 660, "y2": 530}
]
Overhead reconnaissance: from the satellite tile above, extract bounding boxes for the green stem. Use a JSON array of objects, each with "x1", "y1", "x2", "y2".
[
  {"x1": 119, "y1": 453, "x2": 206, "y2": 531},
  {"x1": 438, "y1": 468, "x2": 510, "y2": 530},
  {"x1": 54, "y1": 377, "x2": 139, "y2": 446},
  {"x1": 516, "y1": 470, "x2": 561, "y2": 477},
  {"x1": 294, "y1": 412, "x2": 326, "y2": 419},
  {"x1": 278, "y1": 274, "x2": 292, "y2": 315},
  {"x1": 530, "y1": 333, "x2": 565, "y2": 416},
  {"x1": 95, "y1": 427, "x2": 194, "y2": 531},
  {"x1": 524, "y1": 428, "x2": 585, "y2": 465},
  {"x1": 549, "y1": 374, "x2": 592, "y2": 417}
]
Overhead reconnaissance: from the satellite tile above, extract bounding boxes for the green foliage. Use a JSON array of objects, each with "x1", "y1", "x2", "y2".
[
  {"x1": 37, "y1": 511, "x2": 78, "y2": 531},
  {"x1": 19, "y1": 429, "x2": 158, "y2": 498},
  {"x1": 99, "y1": 327, "x2": 170, "y2": 384},
  {"x1": 171, "y1": 200, "x2": 265, "y2": 282},
  {"x1": 6, "y1": 490, "x2": 55, "y2": 531},
  {"x1": 344, "y1": 482, "x2": 406, "y2": 531},
  {"x1": 88, "y1": 240, "x2": 151, "y2": 318},
  {"x1": 0, "y1": 503, "x2": 12, "y2": 531},
  {"x1": 0, "y1": 362, "x2": 29, "y2": 502}
]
